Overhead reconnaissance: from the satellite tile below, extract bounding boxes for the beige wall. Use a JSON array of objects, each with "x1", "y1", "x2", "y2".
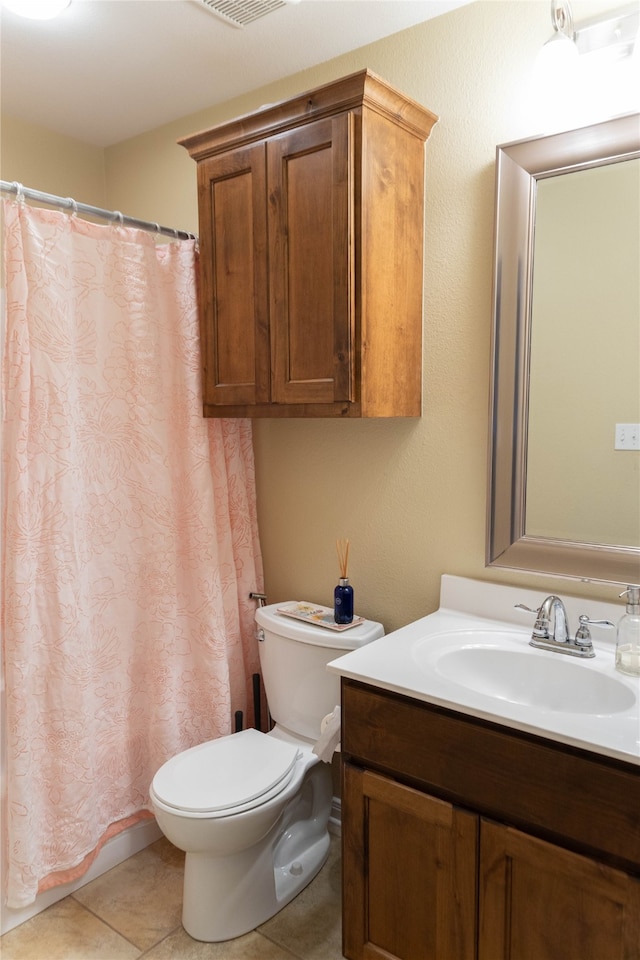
[
  {"x1": 3, "y1": 1, "x2": 631, "y2": 631},
  {"x1": 1, "y1": 113, "x2": 106, "y2": 206}
]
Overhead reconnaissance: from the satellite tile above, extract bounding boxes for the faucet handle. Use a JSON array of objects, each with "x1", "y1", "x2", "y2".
[
  {"x1": 514, "y1": 603, "x2": 541, "y2": 616},
  {"x1": 574, "y1": 615, "x2": 615, "y2": 652},
  {"x1": 575, "y1": 614, "x2": 615, "y2": 644},
  {"x1": 514, "y1": 602, "x2": 550, "y2": 638},
  {"x1": 577, "y1": 615, "x2": 615, "y2": 629}
]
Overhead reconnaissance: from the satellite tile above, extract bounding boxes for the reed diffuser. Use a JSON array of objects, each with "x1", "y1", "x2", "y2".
[{"x1": 334, "y1": 538, "x2": 354, "y2": 624}]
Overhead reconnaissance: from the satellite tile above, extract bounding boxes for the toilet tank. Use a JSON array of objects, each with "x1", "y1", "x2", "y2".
[{"x1": 255, "y1": 602, "x2": 384, "y2": 741}]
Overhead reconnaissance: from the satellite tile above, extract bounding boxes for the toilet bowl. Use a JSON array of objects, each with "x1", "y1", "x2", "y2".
[{"x1": 150, "y1": 602, "x2": 383, "y2": 942}]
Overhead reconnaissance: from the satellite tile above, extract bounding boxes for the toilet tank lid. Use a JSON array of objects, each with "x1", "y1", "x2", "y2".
[{"x1": 255, "y1": 601, "x2": 384, "y2": 650}]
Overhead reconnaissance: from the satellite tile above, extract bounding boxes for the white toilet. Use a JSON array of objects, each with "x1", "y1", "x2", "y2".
[{"x1": 149, "y1": 602, "x2": 383, "y2": 942}]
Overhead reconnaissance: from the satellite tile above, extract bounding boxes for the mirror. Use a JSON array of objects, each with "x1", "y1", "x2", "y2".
[{"x1": 487, "y1": 113, "x2": 640, "y2": 585}]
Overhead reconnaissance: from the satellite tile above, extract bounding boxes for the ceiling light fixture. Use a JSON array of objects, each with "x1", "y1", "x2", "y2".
[
  {"x1": 537, "y1": 2, "x2": 580, "y2": 73},
  {"x1": 538, "y1": 1, "x2": 639, "y2": 68},
  {"x1": 1, "y1": 0, "x2": 71, "y2": 19},
  {"x1": 533, "y1": 1, "x2": 640, "y2": 130},
  {"x1": 573, "y1": 2, "x2": 639, "y2": 63}
]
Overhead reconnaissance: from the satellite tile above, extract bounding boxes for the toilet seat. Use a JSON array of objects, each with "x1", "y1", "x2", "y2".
[{"x1": 151, "y1": 728, "x2": 301, "y2": 816}]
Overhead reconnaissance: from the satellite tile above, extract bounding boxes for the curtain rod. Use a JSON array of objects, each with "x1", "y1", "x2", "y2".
[{"x1": 0, "y1": 180, "x2": 197, "y2": 242}]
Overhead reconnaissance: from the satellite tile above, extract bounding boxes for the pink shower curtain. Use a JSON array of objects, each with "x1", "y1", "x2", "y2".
[{"x1": 1, "y1": 200, "x2": 263, "y2": 908}]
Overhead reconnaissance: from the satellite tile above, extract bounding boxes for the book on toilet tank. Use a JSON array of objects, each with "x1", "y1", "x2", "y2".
[{"x1": 276, "y1": 602, "x2": 365, "y2": 631}]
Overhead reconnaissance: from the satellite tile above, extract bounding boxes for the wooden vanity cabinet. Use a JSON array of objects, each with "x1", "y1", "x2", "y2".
[
  {"x1": 341, "y1": 678, "x2": 640, "y2": 960},
  {"x1": 179, "y1": 70, "x2": 437, "y2": 418}
]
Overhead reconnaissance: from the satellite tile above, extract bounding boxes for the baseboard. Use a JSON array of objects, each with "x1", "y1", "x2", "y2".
[{"x1": 1, "y1": 817, "x2": 162, "y2": 936}]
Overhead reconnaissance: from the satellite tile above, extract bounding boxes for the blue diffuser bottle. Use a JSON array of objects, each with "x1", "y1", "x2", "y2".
[
  {"x1": 334, "y1": 539, "x2": 354, "y2": 624},
  {"x1": 334, "y1": 578, "x2": 354, "y2": 624}
]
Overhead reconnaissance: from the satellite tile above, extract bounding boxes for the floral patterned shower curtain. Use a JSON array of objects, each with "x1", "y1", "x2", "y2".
[{"x1": 1, "y1": 199, "x2": 263, "y2": 908}]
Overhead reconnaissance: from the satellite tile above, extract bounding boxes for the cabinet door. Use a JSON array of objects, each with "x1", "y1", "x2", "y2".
[
  {"x1": 479, "y1": 819, "x2": 640, "y2": 960},
  {"x1": 267, "y1": 114, "x2": 353, "y2": 406},
  {"x1": 198, "y1": 141, "x2": 270, "y2": 407},
  {"x1": 343, "y1": 763, "x2": 477, "y2": 960}
]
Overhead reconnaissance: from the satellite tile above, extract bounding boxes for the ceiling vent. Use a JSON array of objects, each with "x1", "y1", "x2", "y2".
[{"x1": 197, "y1": 0, "x2": 288, "y2": 28}]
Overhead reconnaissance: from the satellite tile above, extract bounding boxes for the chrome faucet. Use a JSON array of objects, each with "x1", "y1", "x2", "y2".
[
  {"x1": 515, "y1": 596, "x2": 614, "y2": 658},
  {"x1": 532, "y1": 595, "x2": 570, "y2": 642}
]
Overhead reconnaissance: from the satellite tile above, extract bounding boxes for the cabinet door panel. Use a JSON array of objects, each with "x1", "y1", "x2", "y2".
[
  {"x1": 343, "y1": 763, "x2": 477, "y2": 960},
  {"x1": 198, "y1": 143, "x2": 269, "y2": 407},
  {"x1": 479, "y1": 819, "x2": 640, "y2": 960},
  {"x1": 268, "y1": 115, "x2": 353, "y2": 405}
]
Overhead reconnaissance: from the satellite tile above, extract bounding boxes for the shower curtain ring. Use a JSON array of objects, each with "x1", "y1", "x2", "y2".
[
  {"x1": 12, "y1": 182, "x2": 25, "y2": 204},
  {"x1": 113, "y1": 211, "x2": 124, "y2": 227},
  {"x1": 66, "y1": 198, "x2": 78, "y2": 218}
]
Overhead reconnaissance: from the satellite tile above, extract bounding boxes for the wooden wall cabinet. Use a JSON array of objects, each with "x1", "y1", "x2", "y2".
[
  {"x1": 179, "y1": 71, "x2": 437, "y2": 418},
  {"x1": 341, "y1": 679, "x2": 640, "y2": 960}
]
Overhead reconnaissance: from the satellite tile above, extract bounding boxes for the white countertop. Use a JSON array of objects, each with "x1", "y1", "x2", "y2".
[{"x1": 328, "y1": 576, "x2": 640, "y2": 766}]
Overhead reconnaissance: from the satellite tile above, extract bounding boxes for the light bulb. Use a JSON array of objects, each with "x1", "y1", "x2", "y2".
[
  {"x1": 530, "y1": 31, "x2": 582, "y2": 133},
  {"x1": 536, "y1": 32, "x2": 580, "y2": 76},
  {"x1": 1, "y1": 0, "x2": 71, "y2": 19},
  {"x1": 535, "y1": 34, "x2": 580, "y2": 99}
]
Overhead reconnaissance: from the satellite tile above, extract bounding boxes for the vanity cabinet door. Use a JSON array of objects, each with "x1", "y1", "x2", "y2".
[
  {"x1": 479, "y1": 819, "x2": 640, "y2": 960},
  {"x1": 342, "y1": 762, "x2": 477, "y2": 960}
]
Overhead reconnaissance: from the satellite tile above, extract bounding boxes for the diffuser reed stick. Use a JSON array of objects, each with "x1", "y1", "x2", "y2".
[{"x1": 336, "y1": 538, "x2": 350, "y2": 579}]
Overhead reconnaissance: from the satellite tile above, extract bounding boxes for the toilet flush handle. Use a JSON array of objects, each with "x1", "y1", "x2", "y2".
[{"x1": 251, "y1": 592, "x2": 267, "y2": 641}]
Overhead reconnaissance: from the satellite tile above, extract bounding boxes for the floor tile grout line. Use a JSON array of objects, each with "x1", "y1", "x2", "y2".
[
  {"x1": 258, "y1": 930, "x2": 306, "y2": 960},
  {"x1": 136, "y1": 924, "x2": 184, "y2": 959},
  {"x1": 68, "y1": 893, "x2": 151, "y2": 956}
]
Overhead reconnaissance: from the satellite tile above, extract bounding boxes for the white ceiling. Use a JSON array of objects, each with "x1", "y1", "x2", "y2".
[{"x1": 1, "y1": 0, "x2": 472, "y2": 147}]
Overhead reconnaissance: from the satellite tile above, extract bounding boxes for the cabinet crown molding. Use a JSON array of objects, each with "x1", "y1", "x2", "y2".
[{"x1": 179, "y1": 68, "x2": 439, "y2": 161}]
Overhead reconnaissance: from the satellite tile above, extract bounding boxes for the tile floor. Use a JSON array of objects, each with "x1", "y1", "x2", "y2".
[{"x1": 1, "y1": 834, "x2": 343, "y2": 960}]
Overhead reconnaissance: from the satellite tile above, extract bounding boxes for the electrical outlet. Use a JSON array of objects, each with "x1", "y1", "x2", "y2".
[{"x1": 615, "y1": 423, "x2": 640, "y2": 450}]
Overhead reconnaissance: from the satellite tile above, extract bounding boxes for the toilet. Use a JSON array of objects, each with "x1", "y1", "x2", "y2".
[{"x1": 149, "y1": 602, "x2": 384, "y2": 942}]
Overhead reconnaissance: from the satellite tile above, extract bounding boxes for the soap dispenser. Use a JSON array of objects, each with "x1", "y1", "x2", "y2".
[{"x1": 615, "y1": 586, "x2": 640, "y2": 677}]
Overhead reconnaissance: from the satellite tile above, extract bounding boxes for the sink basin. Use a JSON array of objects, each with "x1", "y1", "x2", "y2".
[
  {"x1": 413, "y1": 630, "x2": 636, "y2": 715},
  {"x1": 328, "y1": 579, "x2": 640, "y2": 764}
]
